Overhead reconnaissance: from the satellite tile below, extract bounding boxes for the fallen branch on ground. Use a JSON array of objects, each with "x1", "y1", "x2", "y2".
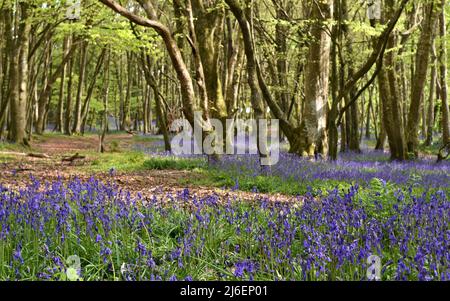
[
  {"x1": 0, "y1": 151, "x2": 51, "y2": 159},
  {"x1": 126, "y1": 130, "x2": 138, "y2": 135},
  {"x1": 62, "y1": 153, "x2": 86, "y2": 163},
  {"x1": 13, "y1": 168, "x2": 34, "y2": 173},
  {"x1": 0, "y1": 151, "x2": 27, "y2": 156},
  {"x1": 27, "y1": 152, "x2": 50, "y2": 159}
]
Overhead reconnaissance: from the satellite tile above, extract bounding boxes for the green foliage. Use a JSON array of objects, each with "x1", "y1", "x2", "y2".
[
  {"x1": 358, "y1": 178, "x2": 400, "y2": 219},
  {"x1": 88, "y1": 151, "x2": 147, "y2": 172},
  {"x1": 109, "y1": 140, "x2": 121, "y2": 153},
  {"x1": 0, "y1": 142, "x2": 32, "y2": 153},
  {"x1": 186, "y1": 169, "x2": 353, "y2": 197},
  {"x1": 142, "y1": 157, "x2": 206, "y2": 171}
]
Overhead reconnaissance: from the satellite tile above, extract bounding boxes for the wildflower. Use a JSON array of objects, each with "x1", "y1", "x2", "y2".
[
  {"x1": 13, "y1": 244, "x2": 24, "y2": 264},
  {"x1": 100, "y1": 247, "x2": 112, "y2": 263},
  {"x1": 136, "y1": 240, "x2": 147, "y2": 256},
  {"x1": 96, "y1": 234, "x2": 102, "y2": 243},
  {"x1": 169, "y1": 275, "x2": 177, "y2": 281},
  {"x1": 109, "y1": 168, "x2": 116, "y2": 177}
]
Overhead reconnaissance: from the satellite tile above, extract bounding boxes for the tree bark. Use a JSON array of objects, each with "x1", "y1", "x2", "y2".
[
  {"x1": 64, "y1": 36, "x2": 75, "y2": 136},
  {"x1": 72, "y1": 41, "x2": 88, "y2": 134},
  {"x1": 99, "y1": 50, "x2": 110, "y2": 153},
  {"x1": 406, "y1": 1, "x2": 439, "y2": 156},
  {"x1": 35, "y1": 41, "x2": 77, "y2": 135},
  {"x1": 438, "y1": 1, "x2": 449, "y2": 145},
  {"x1": 9, "y1": 3, "x2": 31, "y2": 145},
  {"x1": 57, "y1": 37, "x2": 70, "y2": 133},
  {"x1": 297, "y1": 0, "x2": 333, "y2": 157},
  {"x1": 225, "y1": 0, "x2": 270, "y2": 167},
  {"x1": 425, "y1": 40, "x2": 437, "y2": 146}
]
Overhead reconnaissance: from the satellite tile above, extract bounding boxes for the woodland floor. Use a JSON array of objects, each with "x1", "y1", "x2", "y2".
[{"x1": 0, "y1": 133, "x2": 297, "y2": 203}]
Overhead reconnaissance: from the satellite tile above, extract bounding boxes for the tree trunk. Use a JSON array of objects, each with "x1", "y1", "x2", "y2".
[
  {"x1": 35, "y1": 42, "x2": 76, "y2": 135},
  {"x1": 425, "y1": 40, "x2": 437, "y2": 146},
  {"x1": 274, "y1": 0, "x2": 291, "y2": 113},
  {"x1": 297, "y1": 0, "x2": 333, "y2": 157},
  {"x1": 142, "y1": 54, "x2": 171, "y2": 151},
  {"x1": 81, "y1": 49, "x2": 107, "y2": 134},
  {"x1": 35, "y1": 40, "x2": 51, "y2": 134},
  {"x1": 9, "y1": 3, "x2": 31, "y2": 145},
  {"x1": 406, "y1": 1, "x2": 438, "y2": 156},
  {"x1": 57, "y1": 37, "x2": 69, "y2": 133},
  {"x1": 225, "y1": 0, "x2": 271, "y2": 167},
  {"x1": 99, "y1": 51, "x2": 110, "y2": 153},
  {"x1": 365, "y1": 90, "x2": 372, "y2": 139},
  {"x1": 192, "y1": 0, "x2": 227, "y2": 121},
  {"x1": 122, "y1": 52, "x2": 132, "y2": 130},
  {"x1": 438, "y1": 1, "x2": 449, "y2": 145},
  {"x1": 377, "y1": 0, "x2": 408, "y2": 160},
  {"x1": 72, "y1": 41, "x2": 88, "y2": 134},
  {"x1": 64, "y1": 37, "x2": 75, "y2": 136},
  {"x1": 0, "y1": 8, "x2": 13, "y2": 139}
]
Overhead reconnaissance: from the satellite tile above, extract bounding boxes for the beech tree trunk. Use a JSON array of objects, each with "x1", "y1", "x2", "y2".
[
  {"x1": 406, "y1": 1, "x2": 439, "y2": 156},
  {"x1": 9, "y1": 3, "x2": 31, "y2": 145},
  {"x1": 377, "y1": 0, "x2": 407, "y2": 161},
  {"x1": 297, "y1": 0, "x2": 333, "y2": 157},
  {"x1": 438, "y1": 1, "x2": 449, "y2": 145}
]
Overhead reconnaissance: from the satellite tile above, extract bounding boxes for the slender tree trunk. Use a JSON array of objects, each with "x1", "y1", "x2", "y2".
[
  {"x1": 365, "y1": 90, "x2": 372, "y2": 139},
  {"x1": 35, "y1": 42, "x2": 76, "y2": 135},
  {"x1": 35, "y1": 40, "x2": 51, "y2": 134},
  {"x1": 73, "y1": 41, "x2": 88, "y2": 134},
  {"x1": 374, "y1": 87, "x2": 385, "y2": 151},
  {"x1": 148, "y1": 86, "x2": 153, "y2": 133},
  {"x1": 342, "y1": 0, "x2": 360, "y2": 152},
  {"x1": 226, "y1": 0, "x2": 272, "y2": 167},
  {"x1": 274, "y1": 0, "x2": 291, "y2": 113},
  {"x1": 143, "y1": 81, "x2": 148, "y2": 134},
  {"x1": 57, "y1": 37, "x2": 69, "y2": 132},
  {"x1": 122, "y1": 52, "x2": 132, "y2": 130},
  {"x1": 329, "y1": 1, "x2": 339, "y2": 159},
  {"x1": 64, "y1": 37, "x2": 75, "y2": 135},
  {"x1": 425, "y1": 40, "x2": 437, "y2": 146},
  {"x1": 100, "y1": 50, "x2": 110, "y2": 153},
  {"x1": 81, "y1": 49, "x2": 107, "y2": 134},
  {"x1": 142, "y1": 54, "x2": 171, "y2": 151}
]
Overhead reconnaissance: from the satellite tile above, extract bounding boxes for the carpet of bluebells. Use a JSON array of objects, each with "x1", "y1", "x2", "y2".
[
  {"x1": 1, "y1": 172, "x2": 449, "y2": 281},
  {"x1": 211, "y1": 152, "x2": 450, "y2": 190},
  {"x1": 134, "y1": 138, "x2": 450, "y2": 191}
]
